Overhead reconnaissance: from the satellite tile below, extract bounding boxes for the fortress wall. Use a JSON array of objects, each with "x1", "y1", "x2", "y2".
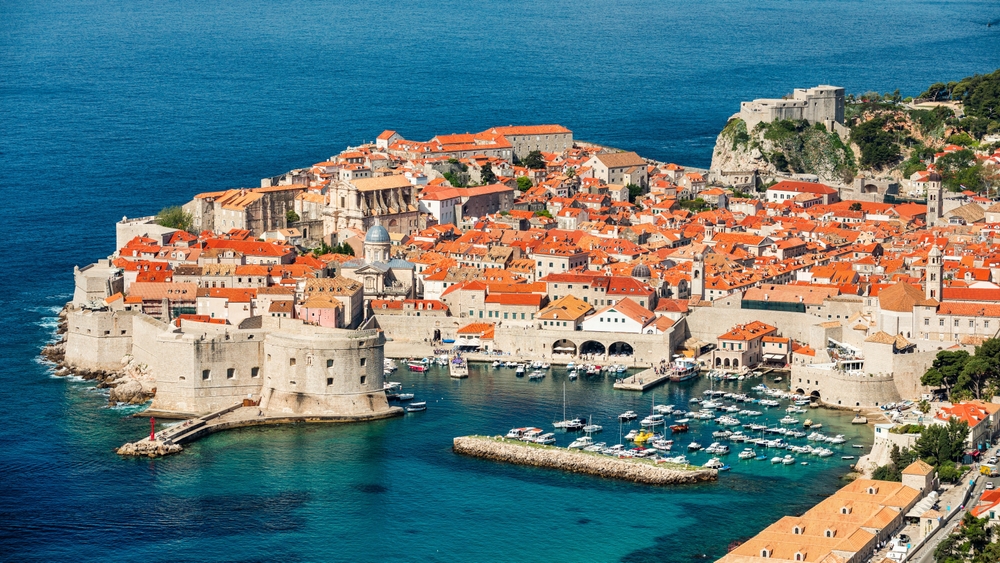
[
  {"x1": 64, "y1": 309, "x2": 135, "y2": 372},
  {"x1": 260, "y1": 328, "x2": 389, "y2": 417},
  {"x1": 686, "y1": 306, "x2": 828, "y2": 346},
  {"x1": 136, "y1": 319, "x2": 265, "y2": 415},
  {"x1": 790, "y1": 365, "x2": 901, "y2": 408}
]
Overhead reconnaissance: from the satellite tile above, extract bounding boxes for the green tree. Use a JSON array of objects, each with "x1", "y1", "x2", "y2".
[
  {"x1": 918, "y1": 399, "x2": 931, "y2": 414},
  {"x1": 565, "y1": 167, "x2": 576, "y2": 178},
  {"x1": 443, "y1": 171, "x2": 466, "y2": 188},
  {"x1": 480, "y1": 163, "x2": 497, "y2": 185},
  {"x1": 516, "y1": 176, "x2": 533, "y2": 192},
  {"x1": 913, "y1": 418, "x2": 969, "y2": 467},
  {"x1": 156, "y1": 206, "x2": 193, "y2": 232},
  {"x1": 521, "y1": 150, "x2": 545, "y2": 169},
  {"x1": 921, "y1": 350, "x2": 969, "y2": 393},
  {"x1": 626, "y1": 183, "x2": 643, "y2": 203},
  {"x1": 333, "y1": 242, "x2": 355, "y2": 256},
  {"x1": 849, "y1": 202, "x2": 862, "y2": 211},
  {"x1": 534, "y1": 209, "x2": 553, "y2": 218},
  {"x1": 286, "y1": 209, "x2": 300, "y2": 224},
  {"x1": 957, "y1": 357, "x2": 991, "y2": 399},
  {"x1": 851, "y1": 116, "x2": 902, "y2": 169}
]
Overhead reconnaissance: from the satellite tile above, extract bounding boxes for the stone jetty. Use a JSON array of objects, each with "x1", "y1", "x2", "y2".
[
  {"x1": 453, "y1": 435, "x2": 717, "y2": 485},
  {"x1": 612, "y1": 367, "x2": 669, "y2": 391}
]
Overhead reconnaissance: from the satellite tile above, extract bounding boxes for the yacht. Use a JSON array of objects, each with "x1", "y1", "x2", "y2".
[
  {"x1": 668, "y1": 357, "x2": 700, "y2": 382},
  {"x1": 782, "y1": 455, "x2": 796, "y2": 465},
  {"x1": 534, "y1": 433, "x2": 556, "y2": 445},
  {"x1": 618, "y1": 410, "x2": 638, "y2": 421},
  {"x1": 829, "y1": 434, "x2": 847, "y2": 444},
  {"x1": 779, "y1": 416, "x2": 799, "y2": 425},
  {"x1": 541, "y1": 363, "x2": 550, "y2": 369},
  {"x1": 640, "y1": 414, "x2": 666, "y2": 427},
  {"x1": 771, "y1": 456, "x2": 784, "y2": 464},
  {"x1": 449, "y1": 356, "x2": 469, "y2": 379},
  {"x1": 661, "y1": 455, "x2": 689, "y2": 465},
  {"x1": 669, "y1": 423, "x2": 689, "y2": 433},
  {"x1": 407, "y1": 362, "x2": 427, "y2": 372},
  {"x1": 397, "y1": 393, "x2": 414, "y2": 401},
  {"x1": 528, "y1": 370, "x2": 545, "y2": 380},
  {"x1": 624, "y1": 429, "x2": 639, "y2": 440},
  {"x1": 703, "y1": 457, "x2": 726, "y2": 469},
  {"x1": 553, "y1": 384, "x2": 577, "y2": 429},
  {"x1": 687, "y1": 441, "x2": 703, "y2": 451},
  {"x1": 568, "y1": 436, "x2": 594, "y2": 449},
  {"x1": 515, "y1": 364, "x2": 526, "y2": 376},
  {"x1": 563, "y1": 417, "x2": 587, "y2": 431},
  {"x1": 738, "y1": 448, "x2": 756, "y2": 460},
  {"x1": 583, "y1": 420, "x2": 603, "y2": 433},
  {"x1": 492, "y1": 360, "x2": 502, "y2": 368},
  {"x1": 653, "y1": 404, "x2": 675, "y2": 415},
  {"x1": 583, "y1": 442, "x2": 607, "y2": 452},
  {"x1": 651, "y1": 439, "x2": 673, "y2": 451},
  {"x1": 405, "y1": 402, "x2": 426, "y2": 412}
]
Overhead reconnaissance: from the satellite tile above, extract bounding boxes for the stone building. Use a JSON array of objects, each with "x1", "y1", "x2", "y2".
[
  {"x1": 481, "y1": 125, "x2": 573, "y2": 159},
  {"x1": 738, "y1": 85, "x2": 845, "y2": 131},
  {"x1": 185, "y1": 185, "x2": 308, "y2": 236},
  {"x1": 584, "y1": 152, "x2": 649, "y2": 188},
  {"x1": 324, "y1": 175, "x2": 420, "y2": 236}
]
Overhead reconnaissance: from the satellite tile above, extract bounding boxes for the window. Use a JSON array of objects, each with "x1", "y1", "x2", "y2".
[
  {"x1": 793, "y1": 526, "x2": 801, "y2": 535},
  {"x1": 825, "y1": 529, "x2": 834, "y2": 538},
  {"x1": 954, "y1": 319, "x2": 960, "y2": 327},
  {"x1": 939, "y1": 319, "x2": 945, "y2": 326},
  {"x1": 970, "y1": 320, "x2": 975, "y2": 328},
  {"x1": 327, "y1": 359, "x2": 334, "y2": 368},
  {"x1": 289, "y1": 358, "x2": 296, "y2": 366},
  {"x1": 202, "y1": 369, "x2": 211, "y2": 380},
  {"x1": 924, "y1": 318, "x2": 929, "y2": 326},
  {"x1": 227, "y1": 368, "x2": 235, "y2": 379},
  {"x1": 360, "y1": 358, "x2": 367, "y2": 367},
  {"x1": 327, "y1": 377, "x2": 333, "y2": 386},
  {"x1": 360, "y1": 375, "x2": 366, "y2": 385},
  {"x1": 251, "y1": 367, "x2": 259, "y2": 378}
]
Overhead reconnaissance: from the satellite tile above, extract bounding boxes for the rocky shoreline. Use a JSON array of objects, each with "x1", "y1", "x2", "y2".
[
  {"x1": 453, "y1": 435, "x2": 718, "y2": 485},
  {"x1": 40, "y1": 305, "x2": 154, "y2": 406}
]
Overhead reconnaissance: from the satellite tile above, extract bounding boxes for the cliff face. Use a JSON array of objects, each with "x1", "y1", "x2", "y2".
[{"x1": 710, "y1": 118, "x2": 857, "y2": 186}]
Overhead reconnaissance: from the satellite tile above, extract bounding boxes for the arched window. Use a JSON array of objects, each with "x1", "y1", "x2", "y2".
[
  {"x1": 760, "y1": 549, "x2": 770, "y2": 558},
  {"x1": 793, "y1": 526, "x2": 801, "y2": 535},
  {"x1": 794, "y1": 553, "x2": 804, "y2": 561}
]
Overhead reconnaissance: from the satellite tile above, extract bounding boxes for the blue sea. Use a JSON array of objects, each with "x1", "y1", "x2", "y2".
[{"x1": 1, "y1": 0, "x2": 999, "y2": 561}]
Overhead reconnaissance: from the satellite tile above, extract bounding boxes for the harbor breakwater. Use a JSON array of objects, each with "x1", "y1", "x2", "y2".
[{"x1": 453, "y1": 436, "x2": 717, "y2": 485}]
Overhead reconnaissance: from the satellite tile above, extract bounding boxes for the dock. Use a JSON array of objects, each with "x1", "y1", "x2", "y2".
[
  {"x1": 117, "y1": 404, "x2": 404, "y2": 457},
  {"x1": 453, "y1": 435, "x2": 716, "y2": 485},
  {"x1": 612, "y1": 368, "x2": 668, "y2": 391}
]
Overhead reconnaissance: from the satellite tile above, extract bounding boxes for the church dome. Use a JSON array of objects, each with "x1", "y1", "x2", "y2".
[
  {"x1": 630, "y1": 263, "x2": 651, "y2": 278},
  {"x1": 365, "y1": 225, "x2": 390, "y2": 244},
  {"x1": 927, "y1": 171, "x2": 942, "y2": 182}
]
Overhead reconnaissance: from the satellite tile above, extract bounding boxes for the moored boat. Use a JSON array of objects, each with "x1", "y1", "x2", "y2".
[{"x1": 405, "y1": 402, "x2": 426, "y2": 412}]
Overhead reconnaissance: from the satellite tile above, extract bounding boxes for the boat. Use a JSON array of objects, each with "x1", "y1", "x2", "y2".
[
  {"x1": 449, "y1": 356, "x2": 469, "y2": 378},
  {"x1": 515, "y1": 365, "x2": 526, "y2": 376},
  {"x1": 553, "y1": 384, "x2": 577, "y2": 428},
  {"x1": 773, "y1": 377, "x2": 782, "y2": 383},
  {"x1": 569, "y1": 436, "x2": 593, "y2": 449},
  {"x1": 566, "y1": 362, "x2": 576, "y2": 369},
  {"x1": 568, "y1": 370, "x2": 579, "y2": 380},
  {"x1": 689, "y1": 397, "x2": 701, "y2": 404},
  {"x1": 738, "y1": 448, "x2": 756, "y2": 460},
  {"x1": 407, "y1": 362, "x2": 427, "y2": 372},
  {"x1": 522, "y1": 428, "x2": 543, "y2": 441},
  {"x1": 535, "y1": 433, "x2": 556, "y2": 445},
  {"x1": 541, "y1": 363, "x2": 550, "y2": 369},
  {"x1": 528, "y1": 370, "x2": 545, "y2": 380},
  {"x1": 841, "y1": 455, "x2": 856, "y2": 460},
  {"x1": 583, "y1": 442, "x2": 607, "y2": 452},
  {"x1": 651, "y1": 439, "x2": 673, "y2": 451},
  {"x1": 670, "y1": 423, "x2": 689, "y2": 433},
  {"x1": 703, "y1": 457, "x2": 726, "y2": 469},
  {"x1": 852, "y1": 444, "x2": 865, "y2": 449},
  {"x1": 779, "y1": 416, "x2": 799, "y2": 425},
  {"x1": 618, "y1": 410, "x2": 638, "y2": 421},
  {"x1": 687, "y1": 441, "x2": 703, "y2": 451},
  {"x1": 771, "y1": 456, "x2": 783, "y2": 464},
  {"x1": 809, "y1": 423, "x2": 822, "y2": 430},
  {"x1": 563, "y1": 417, "x2": 587, "y2": 431},
  {"x1": 640, "y1": 414, "x2": 666, "y2": 427},
  {"x1": 405, "y1": 402, "x2": 426, "y2": 412},
  {"x1": 492, "y1": 360, "x2": 502, "y2": 368},
  {"x1": 781, "y1": 455, "x2": 795, "y2": 465},
  {"x1": 668, "y1": 357, "x2": 700, "y2": 382},
  {"x1": 625, "y1": 429, "x2": 639, "y2": 440},
  {"x1": 633, "y1": 430, "x2": 654, "y2": 443},
  {"x1": 397, "y1": 393, "x2": 414, "y2": 401},
  {"x1": 583, "y1": 419, "x2": 603, "y2": 433},
  {"x1": 829, "y1": 434, "x2": 846, "y2": 444}
]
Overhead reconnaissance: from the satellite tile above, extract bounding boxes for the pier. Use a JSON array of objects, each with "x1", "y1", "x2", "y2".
[
  {"x1": 118, "y1": 404, "x2": 404, "y2": 457},
  {"x1": 612, "y1": 368, "x2": 668, "y2": 391},
  {"x1": 453, "y1": 435, "x2": 717, "y2": 485}
]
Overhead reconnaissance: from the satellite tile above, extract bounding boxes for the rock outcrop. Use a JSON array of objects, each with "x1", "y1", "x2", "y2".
[
  {"x1": 710, "y1": 118, "x2": 856, "y2": 186},
  {"x1": 117, "y1": 440, "x2": 183, "y2": 457},
  {"x1": 453, "y1": 436, "x2": 717, "y2": 485}
]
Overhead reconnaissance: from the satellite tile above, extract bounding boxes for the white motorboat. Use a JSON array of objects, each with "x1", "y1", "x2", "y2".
[
  {"x1": 640, "y1": 414, "x2": 666, "y2": 427},
  {"x1": 541, "y1": 363, "x2": 550, "y2": 369},
  {"x1": 738, "y1": 448, "x2": 756, "y2": 460},
  {"x1": 661, "y1": 455, "x2": 689, "y2": 465},
  {"x1": 528, "y1": 370, "x2": 545, "y2": 380},
  {"x1": 583, "y1": 421, "x2": 603, "y2": 433},
  {"x1": 653, "y1": 404, "x2": 675, "y2": 415},
  {"x1": 782, "y1": 455, "x2": 796, "y2": 465},
  {"x1": 397, "y1": 393, "x2": 415, "y2": 401},
  {"x1": 569, "y1": 436, "x2": 594, "y2": 449},
  {"x1": 568, "y1": 370, "x2": 578, "y2": 380},
  {"x1": 583, "y1": 442, "x2": 606, "y2": 452},
  {"x1": 779, "y1": 416, "x2": 799, "y2": 425},
  {"x1": 688, "y1": 442, "x2": 703, "y2": 451},
  {"x1": 492, "y1": 360, "x2": 502, "y2": 368},
  {"x1": 534, "y1": 433, "x2": 556, "y2": 445},
  {"x1": 624, "y1": 429, "x2": 639, "y2": 440},
  {"x1": 771, "y1": 456, "x2": 783, "y2": 464},
  {"x1": 618, "y1": 410, "x2": 638, "y2": 421},
  {"x1": 703, "y1": 457, "x2": 726, "y2": 469},
  {"x1": 829, "y1": 434, "x2": 847, "y2": 444},
  {"x1": 405, "y1": 402, "x2": 426, "y2": 412},
  {"x1": 515, "y1": 364, "x2": 526, "y2": 375},
  {"x1": 651, "y1": 439, "x2": 673, "y2": 451}
]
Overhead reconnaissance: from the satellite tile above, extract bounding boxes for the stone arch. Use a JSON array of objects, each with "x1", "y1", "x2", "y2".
[
  {"x1": 609, "y1": 342, "x2": 633, "y2": 356},
  {"x1": 580, "y1": 341, "x2": 606, "y2": 356},
  {"x1": 810, "y1": 390, "x2": 821, "y2": 400},
  {"x1": 389, "y1": 219, "x2": 399, "y2": 227},
  {"x1": 732, "y1": 358, "x2": 739, "y2": 368},
  {"x1": 724, "y1": 358, "x2": 731, "y2": 368},
  {"x1": 715, "y1": 357, "x2": 721, "y2": 367},
  {"x1": 795, "y1": 388, "x2": 805, "y2": 395},
  {"x1": 552, "y1": 339, "x2": 577, "y2": 356}
]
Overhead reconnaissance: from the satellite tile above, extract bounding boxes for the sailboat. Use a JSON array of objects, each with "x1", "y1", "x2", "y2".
[{"x1": 553, "y1": 382, "x2": 575, "y2": 428}]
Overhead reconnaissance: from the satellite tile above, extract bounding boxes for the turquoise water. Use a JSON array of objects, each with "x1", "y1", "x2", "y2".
[{"x1": 2, "y1": 0, "x2": 999, "y2": 560}]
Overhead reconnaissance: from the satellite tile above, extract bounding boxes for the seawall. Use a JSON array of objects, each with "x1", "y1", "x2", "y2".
[{"x1": 453, "y1": 435, "x2": 717, "y2": 485}]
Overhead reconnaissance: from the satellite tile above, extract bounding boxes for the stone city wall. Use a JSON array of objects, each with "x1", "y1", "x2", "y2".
[
  {"x1": 64, "y1": 308, "x2": 136, "y2": 372},
  {"x1": 791, "y1": 364, "x2": 901, "y2": 408}
]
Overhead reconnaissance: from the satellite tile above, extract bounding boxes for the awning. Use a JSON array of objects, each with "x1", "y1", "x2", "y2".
[
  {"x1": 553, "y1": 346, "x2": 576, "y2": 352},
  {"x1": 763, "y1": 354, "x2": 786, "y2": 360}
]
